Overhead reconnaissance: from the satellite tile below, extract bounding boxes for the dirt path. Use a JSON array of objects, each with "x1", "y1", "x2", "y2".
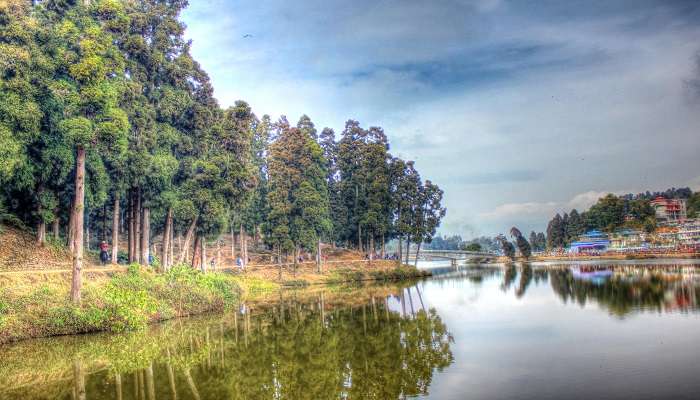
[{"x1": 0, "y1": 259, "x2": 400, "y2": 277}]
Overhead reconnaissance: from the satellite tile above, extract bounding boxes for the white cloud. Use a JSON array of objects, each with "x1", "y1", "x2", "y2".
[
  {"x1": 565, "y1": 191, "x2": 618, "y2": 211},
  {"x1": 480, "y1": 201, "x2": 559, "y2": 219},
  {"x1": 480, "y1": 190, "x2": 625, "y2": 220},
  {"x1": 181, "y1": 1, "x2": 700, "y2": 237}
]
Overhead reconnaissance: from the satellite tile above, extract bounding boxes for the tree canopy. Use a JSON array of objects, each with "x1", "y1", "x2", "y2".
[{"x1": 0, "y1": 0, "x2": 446, "y2": 301}]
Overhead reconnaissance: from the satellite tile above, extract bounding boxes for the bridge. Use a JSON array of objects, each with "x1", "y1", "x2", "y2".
[{"x1": 409, "y1": 249, "x2": 499, "y2": 265}]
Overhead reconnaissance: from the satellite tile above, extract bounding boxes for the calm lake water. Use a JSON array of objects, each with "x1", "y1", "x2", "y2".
[{"x1": 2, "y1": 260, "x2": 700, "y2": 400}]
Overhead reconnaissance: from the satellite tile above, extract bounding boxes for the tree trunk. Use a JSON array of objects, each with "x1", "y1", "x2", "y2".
[
  {"x1": 381, "y1": 233, "x2": 385, "y2": 258},
  {"x1": 316, "y1": 238, "x2": 322, "y2": 273},
  {"x1": 145, "y1": 363, "x2": 156, "y2": 400},
  {"x1": 70, "y1": 146, "x2": 86, "y2": 305},
  {"x1": 36, "y1": 186, "x2": 46, "y2": 245},
  {"x1": 239, "y1": 224, "x2": 245, "y2": 267},
  {"x1": 170, "y1": 225, "x2": 174, "y2": 268},
  {"x1": 358, "y1": 223, "x2": 362, "y2": 252},
  {"x1": 73, "y1": 360, "x2": 86, "y2": 400},
  {"x1": 141, "y1": 207, "x2": 150, "y2": 265},
  {"x1": 293, "y1": 245, "x2": 299, "y2": 276},
  {"x1": 102, "y1": 203, "x2": 107, "y2": 241},
  {"x1": 183, "y1": 368, "x2": 201, "y2": 400},
  {"x1": 178, "y1": 216, "x2": 198, "y2": 264},
  {"x1": 243, "y1": 229, "x2": 248, "y2": 267},
  {"x1": 231, "y1": 226, "x2": 235, "y2": 259},
  {"x1": 405, "y1": 237, "x2": 410, "y2": 265},
  {"x1": 397, "y1": 235, "x2": 403, "y2": 266},
  {"x1": 128, "y1": 190, "x2": 135, "y2": 263},
  {"x1": 162, "y1": 207, "x2": 173, "y2": 271},
  {"x1": 52, "y1": 217, "x2": 59, "y2": 240},
  {"x1": 216, "y1": 240, "x2": 221, "y2": 270},
  {"x1": 37, "y1": 220, "x2": 46, "y2": 246},
  {"x1": 115, "y1": 373, "x2": 123, "y2": 400},
  {"x1": 112, "y1": 192, "x2": 119, "y2": 264},
  {"x1": 191, "y1": 235, "x2": 201, "y2": 270},
  {"x1": 277, "y1": 245, "x2": 282, "y2": 280},
  {"x1": 200, "y1": 238, "x2": 207, "y2": 272},
  {"x1": 369, "y1": 235, "x2": 374, "y2": 262},
  {"x1": 414, "y1": 241, "x2": 422, "y2": 267},
  {"x1": 135, "y1": 190, "x2": 141, "y2": 264}
]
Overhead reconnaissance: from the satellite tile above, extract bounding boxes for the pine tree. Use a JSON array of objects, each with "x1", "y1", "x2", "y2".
[
  {"x1": 529, "y1": 231, "x2": 538, "y2": 251},
  {"x1": 510, "y1": 227, "x2": 532, "y2": 259},
  {"x1": 49, "y1": 1, "x2": 130, "y2": 303},
  {"x1": 267, "y1": 118, "x2": 331, "y2": 273},
  {"x1": 546, "y1": 213, "x2": 564, "y2": 250},
  {"x1": 566, "y1": 209, "x2": 584, "y2": 244}
]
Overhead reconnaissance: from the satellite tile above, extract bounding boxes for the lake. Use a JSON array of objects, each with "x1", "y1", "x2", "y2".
[{"x1": 1, "y1": 259, "x2": 700, "y2": 399}]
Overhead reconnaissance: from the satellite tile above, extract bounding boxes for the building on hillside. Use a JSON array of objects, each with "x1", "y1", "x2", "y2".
[
  {"x1": 677, "y1": 220, "x2": 700, "y2": 249},
  {"x1": 609, "y1": 229, "x2": 647, "y2": 251},
  {"x1": 650, "y1": 197, "x2": 687, "y2": 222},
  {"x1": 568, "y1": 230, "x2": 610, "y2": 254}
]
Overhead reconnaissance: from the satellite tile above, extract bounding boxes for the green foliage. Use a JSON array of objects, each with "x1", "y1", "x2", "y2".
[
  {"x1": 496, "y1": 234, "x2": 516, "y2": 260},
  {"x1": 510, "y1": 227, "x2": 532, "y2": 259},
  {"x1": 266, "y1": 118, "x2": 331, "y2": 253},
  {"x1": 464, "y1": 242, "x2": 482, "y2": 252},
  {"x1": 0, "y1": 0, "x2": 444, "y2": 291},
  {"x1": 688, "y1": 192, "x2": 700, "y2": 218},
  {"x1": 0, "y1": 266, "x2": 242, "y2": 343}
]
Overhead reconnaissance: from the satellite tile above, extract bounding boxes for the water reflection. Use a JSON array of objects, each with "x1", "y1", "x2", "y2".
[
  {"x1": 2, "y1": 262, "x2": 700, "y2": 400},
  {"x1": 0, "y1": 286, "x2": 453, "y2": 400},
  {"x1": 550, "y1": 266, "x2": 700, "y2": 316}
]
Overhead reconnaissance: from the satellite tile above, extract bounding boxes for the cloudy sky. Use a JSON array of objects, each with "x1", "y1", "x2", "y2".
[{"x1": 182, "y1": 0, "x2": 700, "y2": 238}]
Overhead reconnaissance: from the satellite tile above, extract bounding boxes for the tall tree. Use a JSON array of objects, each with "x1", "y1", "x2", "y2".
[
  {"x1": 496, "y1": 234, "x2": 516, "y2": 261},
  {"x1": 267, "y1": 118, "x2": 331, "y2": 273},
  {"x1": 546, "y1": 213, "x2": 565, "y2": 250},
  {"x1": 412, "y1": 180, "x2": 446, "y2": 265},
  {"x1": 41, "y1": 1, "x2": 131, "y2": 303},
  {"x1": 566, "y1": 209, "x2": 584, "y2": 244},
  {"x1": 510, "y1": 227, "x2": 531, "y2": 259}
]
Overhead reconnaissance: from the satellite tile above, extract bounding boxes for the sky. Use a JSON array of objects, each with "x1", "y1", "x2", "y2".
[{"x1": 181, "y1": 0, "x2": 700, "y2": 238}]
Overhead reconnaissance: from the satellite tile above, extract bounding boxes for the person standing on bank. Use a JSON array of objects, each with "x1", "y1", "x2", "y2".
[{"x1": 99, "y1": 241, "x2": 110, "y2": 265}]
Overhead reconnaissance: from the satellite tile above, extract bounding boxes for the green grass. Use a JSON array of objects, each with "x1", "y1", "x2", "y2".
[
  {"x1": 0, "y1": 264, "x2": 243, "y2": 344},
  {"x1": 324, "y1": 265, "x2": 429, "y2": 284}
]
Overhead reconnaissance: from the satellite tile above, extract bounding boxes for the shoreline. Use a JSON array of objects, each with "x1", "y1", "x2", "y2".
[
  {"x1": 530, "y1": 252, "x2": 700, "y2": 262},
  {"x1": 0, "y1": 262, "x2": 429, "y2": 346}
]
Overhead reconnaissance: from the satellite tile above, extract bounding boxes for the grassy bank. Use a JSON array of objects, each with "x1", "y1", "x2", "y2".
[
  {"x1": 0, "y1": 262, "x2": 428, "y2": 344},
  {"x1": 0, "y1": 265, "x2": 267, "y2": 344},
  {"x1": 242, "y1": 260, "x2": 431, "y2": 287}
]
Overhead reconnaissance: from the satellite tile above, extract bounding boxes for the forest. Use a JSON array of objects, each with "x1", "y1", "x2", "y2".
[{"x1": 0, "y1": 0, "x2": 445, "y2": 303}]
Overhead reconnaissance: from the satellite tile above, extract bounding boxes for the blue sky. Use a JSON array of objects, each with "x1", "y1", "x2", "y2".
[{"x1": 182, "y1": 0, "x2": 700, "y2": 238}]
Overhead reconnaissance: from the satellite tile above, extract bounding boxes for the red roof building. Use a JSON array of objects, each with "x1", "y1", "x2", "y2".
[{"x1": 650, "y1": 197, "x2": 687, "y2": 222}]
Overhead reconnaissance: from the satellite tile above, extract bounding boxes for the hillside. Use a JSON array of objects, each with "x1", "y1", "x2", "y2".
[{"x1": 0, "y1": 225, "x2": 74, "y2": 272}]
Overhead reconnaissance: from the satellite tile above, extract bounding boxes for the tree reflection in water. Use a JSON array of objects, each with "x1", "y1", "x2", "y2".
[
  {"x1": 0, "y1": 290, "x2": 454, "y2": 400},
  {"x1": 501, "y1": 264, "x2": 517, "y2": 292},
  {"x1": 550, "y1": 268, "x2": 700, "y2": 317}
]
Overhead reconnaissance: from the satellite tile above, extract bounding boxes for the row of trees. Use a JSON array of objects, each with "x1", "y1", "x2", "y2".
[
  {"x1": 423, "y1": 234, "x2": 500, "y2": 253},
  {"x1": 545, "y1": 194, "x2": 659, "y2": 249},
  {"x1": 0, "y1": 0, "x2": 445, "y2": 302}
]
